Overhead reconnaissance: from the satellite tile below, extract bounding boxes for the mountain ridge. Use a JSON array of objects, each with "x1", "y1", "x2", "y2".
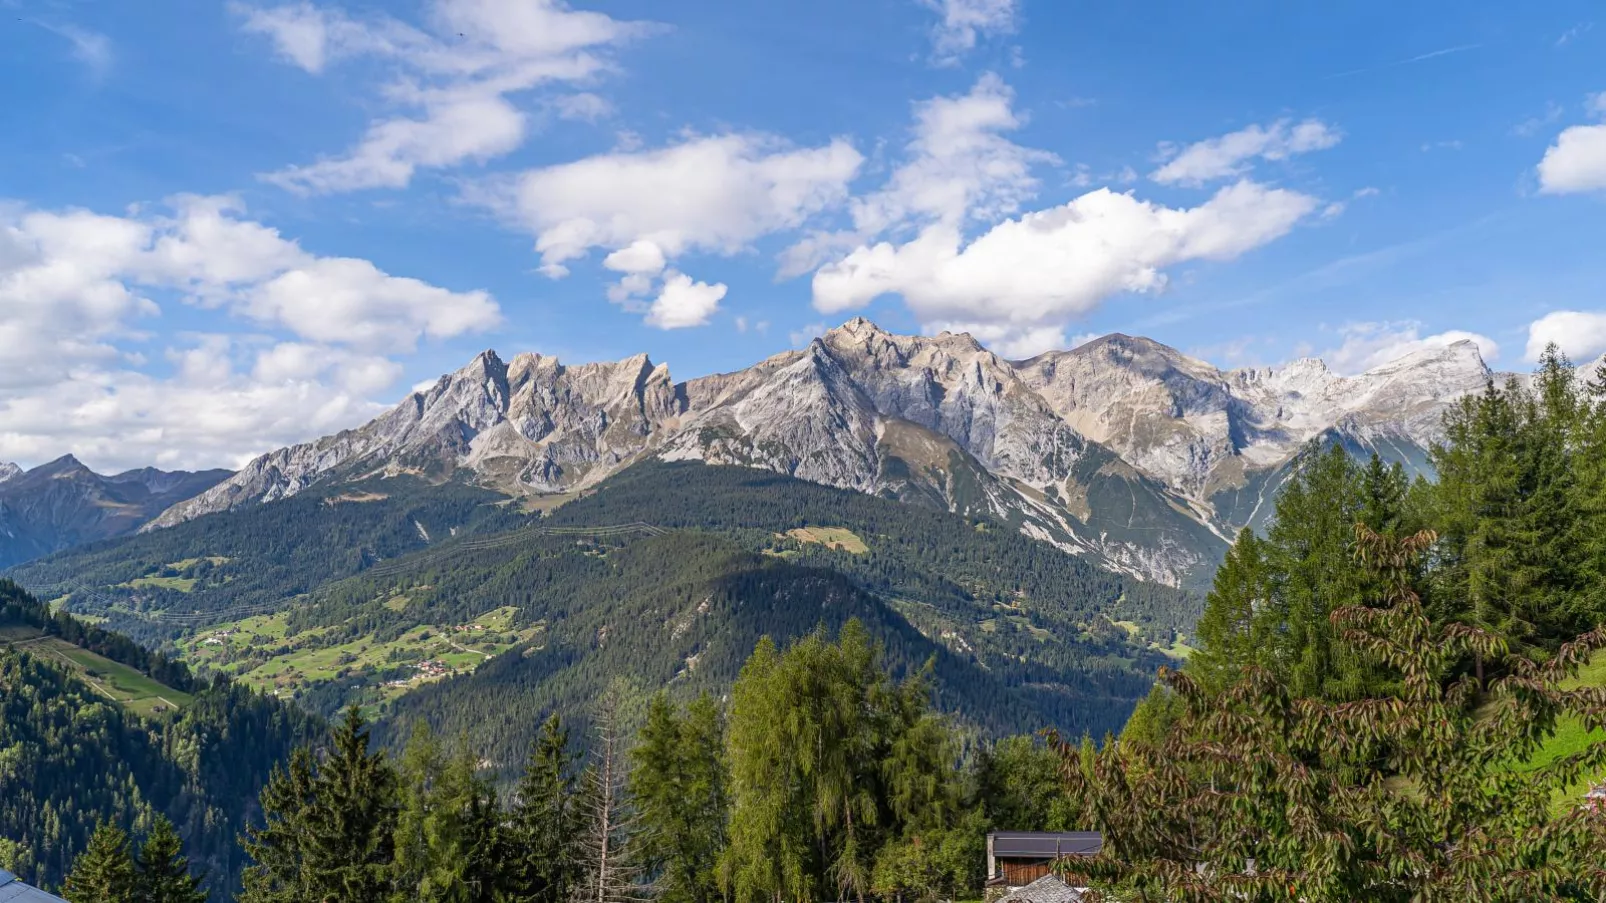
[
  {"x1": 0, "y1": 457, "x2": 232, "y2": 569},
  {"x1": 132, "y1": 320, "x2": 1572, "y2": 584}
]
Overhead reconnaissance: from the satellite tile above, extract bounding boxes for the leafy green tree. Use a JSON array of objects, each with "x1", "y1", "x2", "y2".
[
  {"x1": 504, "y1": 713, "x2": 582, "y2": 903},
  {"x1": 392, "y1": 723, "x2": 501, "y2": 903},
  {"x1": 1183, "y1": 445, "x2": 1418, "y2": 705},
  {"x1": 630, "y1": 693, "x2": 729, "y2": 903},
  {"x1": 972, "y1": 734, "x2": 1086, "y2": 831},
  {"x1": 721, "y1": 621, "x2": 964, "y2": 903},
  {"x1": 134, "y1": 817, "x2": 206, "y2": 903},
  {"x1": 240, "y1": 706, "x2": 398, "y2": 903},
  {"x1": 1062, "y1": 528, "x2": 1606, "y2": 902},
  {"x1": 1187, "y1": 528, "x2": 1276, "y2": 695},
  {"x1": 62, "y1": 823, "x2": 137, "y2": 903}
]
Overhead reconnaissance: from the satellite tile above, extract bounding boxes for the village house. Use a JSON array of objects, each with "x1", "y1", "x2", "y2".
[{"x1": 984, "y1": 832, "x2": 1102, "y2": 903}]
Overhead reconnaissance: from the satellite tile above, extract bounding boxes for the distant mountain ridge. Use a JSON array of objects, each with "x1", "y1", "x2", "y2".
[
  {"x1": 0, "y1": 456, "x2": 231, "y2": 568},
  {"x1": 143, "y1": 319, "x2": 1534, "y2": 585}
]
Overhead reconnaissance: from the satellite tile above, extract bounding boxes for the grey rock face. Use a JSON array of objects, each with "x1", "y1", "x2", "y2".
[{"x1": 145, "y1": 319, "x2": 1503, "y2": 585}]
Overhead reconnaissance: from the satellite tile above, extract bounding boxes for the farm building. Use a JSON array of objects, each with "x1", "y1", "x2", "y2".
[{"x1": 984, "y1": 831, "x2": 1101, "y2": 902}]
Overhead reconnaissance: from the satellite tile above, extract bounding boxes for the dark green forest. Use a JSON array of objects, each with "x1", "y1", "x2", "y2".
[{"x1": 0, "y1": 583, "x2": 320, "y2": 898}]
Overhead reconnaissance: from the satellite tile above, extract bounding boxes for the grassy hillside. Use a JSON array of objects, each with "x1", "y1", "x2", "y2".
[{"x1": 0, "y1": 626, "x2": 194, "y2": 716}]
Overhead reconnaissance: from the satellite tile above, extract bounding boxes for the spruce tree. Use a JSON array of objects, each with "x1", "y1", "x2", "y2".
[
  {"x1": 135, "y1": 817, "x2": 206, "y2": 903},
  {"x1": 504, "y1": 713, "x2": 582, "y2": 903},
  {"x1": 62, "y1": 823, "x2": 137, "y2": 903},
  {"x1": 240, "y1": 707, "x2": 398, "y2": 903}
]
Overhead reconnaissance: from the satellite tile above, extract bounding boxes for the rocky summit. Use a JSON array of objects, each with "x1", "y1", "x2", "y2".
[{"x1": 148, "y1": 319, "x2": 1509, "y2": 586}]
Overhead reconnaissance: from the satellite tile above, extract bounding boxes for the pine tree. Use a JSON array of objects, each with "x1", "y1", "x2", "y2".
[
  {"x1": 134, "y1": 817, "x2": 206, "y2": 903},
  {"x1": 1187, "y1": 528, "x2": 1275, "y2": 695},
  {"x1": 504, "y1": 713, "x2": 581, "y2": 903},
  {"x1": 62, "y1": 823, "x2": 137, "y2": 903}
]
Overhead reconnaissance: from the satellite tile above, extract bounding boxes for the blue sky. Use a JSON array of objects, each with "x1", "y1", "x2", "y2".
[{"x1": 2, "y1": 0, "x2": 1604, "y2": 472}]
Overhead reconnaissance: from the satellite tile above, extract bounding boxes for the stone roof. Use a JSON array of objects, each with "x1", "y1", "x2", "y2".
[
  {"x1": 998, "y1": 874, "x2": 1086, "y2": 903},
  {"x1": 0, "y1": 870, "x2": 70, "y2": 903}
]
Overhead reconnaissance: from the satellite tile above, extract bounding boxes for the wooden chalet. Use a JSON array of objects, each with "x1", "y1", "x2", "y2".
[{"x1": 985, "y1": 831, "x2": 1102, "y2": 891}]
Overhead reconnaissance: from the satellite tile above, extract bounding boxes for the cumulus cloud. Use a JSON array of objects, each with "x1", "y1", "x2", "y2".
[
  {"x1": 481, "y1": 131, "x2": 860, "y2": 321},
  {"x1": 0, "y1": 338, "x2": 396, "y2": 473},
  {"x1": 1152, "y1": 119, "x2": 1341, "y2": 186},
  {"x1": 237, "y1": 0, "x2": 654, "y2": 193},
  {"x1": 1537, "y1": 94, "x2": 1606, "y2": 194},
  {"x1": 0, "y1": 197, "x2": 500, "y2": 470},
  {"x1": 813, "y1": 181, "x2": 1319, "y2": 353},
  {"x1": 922, "y1": 0, "x2": 1018, "y2": 64},
  {"x1": 780, "y1": 73, "x2": 1053, "y2": 278},
  {"x1": 1317, "y1": 321, "x2": 1499, "y2": 375},
  {"x1": 1526, "y1": 310, "x2": 1606, "y2": 362},
  {"x1": 645, "y1": 272, "x2": 726, "y2": 329}
]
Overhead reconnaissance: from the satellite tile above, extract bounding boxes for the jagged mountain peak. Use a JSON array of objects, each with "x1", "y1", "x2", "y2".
[
  {"x1": 139, "y1": 322, "x2": 1515, "y2": 586},
  {"x1": 0, "y1": 462, "x2": 20, "y2": 484}
]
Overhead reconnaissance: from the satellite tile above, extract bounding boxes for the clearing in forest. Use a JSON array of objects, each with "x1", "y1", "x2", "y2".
[{"x1": 785, "y1": 526, "x2": 869, "y2": 554}]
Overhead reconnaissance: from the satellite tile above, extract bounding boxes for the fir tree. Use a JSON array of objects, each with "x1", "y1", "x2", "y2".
[
  {"x1": 134, "y1": 817, "x2": 206, "y2": 903},
  {"x1": 240, "y1": 707, "x2": 398, "y2": 903},
  {"x1": 1061, "y1": 527, "x2": 1606, "y2": 902},
  {"x1": 504, "y1": 713, "x2": 581, "y2": 903},
  {"x1": 62, "y1": 823, "x2": 137, "y2": 903}
]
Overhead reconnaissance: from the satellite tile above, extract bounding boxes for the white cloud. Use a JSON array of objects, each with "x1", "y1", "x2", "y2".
[
  {"x1": 245, "y1": 258, "x2": 499, "y2": 350},
  {"x1": 922, "y1": 0, "x2": 1018, "y2": 64},
  {"x1": 930, "y1": 321, "x2": 1067, "y2": 359},
  {"x1": 812, "y1": 180, "x2": 1319, "y2": 354},
  {"x1": 237, "y1": 0, "x2": 654, "y2": 193},
  {"x1": 483, "y1": 132, "x2": 859, "y2": 323},
  {"x1": 1151, "y1": 119, "x2": 1341, "y2": 186},
  {"x1": 779, "y1": 73, "x2": 1053, "y2": 278},
  {"x1": 0, "y1": 197, "x2": 500, "y2": 470},
  {"x1": 789, "y1": 322, "x2": 828, "y2": 348},
  {"x1": 0, "y1": 338, "x2": 396, "y2": 473},
  {"x1": 553, "y1": 92, "x2": 613, "y2": 122},
  {"x1": 1318, "y1": 321, "x2": 1499, "y2": 375},
  {"x1": 1526, "y1": 310, "x2": 1606, "y2": 362},
  {"x1": 504, "y1": 133, "x2": 862, "y2": 271},
  {"x1": 1537, "y1": 96, "x2": 1606, "y2": 194},
  {"x1": 38, "y1": 23, "x2": 113, "y2": 76},
  {"x1": 644, "y1": 271, "x2": 726, "y2": 329}
]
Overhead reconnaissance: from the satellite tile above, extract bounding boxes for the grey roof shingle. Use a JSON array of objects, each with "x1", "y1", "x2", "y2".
[
  {"x1": 0, "y1": 870, "x2": 71, "y2": 903},
  {"x1": 998, "y1": 874, "x2": 1086, "y2": 903}
]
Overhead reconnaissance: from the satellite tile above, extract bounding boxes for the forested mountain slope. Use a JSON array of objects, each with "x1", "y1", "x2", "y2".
[
  {"x1": 6, "y1": 463, "x2": 1195, "y2": 768},
  {"x1": 0, "y1": 582, "x2": 319, "y2": 899}
]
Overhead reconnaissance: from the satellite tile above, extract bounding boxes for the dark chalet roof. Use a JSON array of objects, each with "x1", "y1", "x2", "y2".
[
  {"x1": 990, "y1": 831, "x2": 1103, "y2": 858},
  {"x1": 0, "y1": 870, "x2": 70, "y2": 903}
]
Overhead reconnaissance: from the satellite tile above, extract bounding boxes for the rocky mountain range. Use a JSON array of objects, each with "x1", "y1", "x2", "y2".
[
  {"x1": 143, "y1": 319, "x2": 1548, "y2": 587},
  {"x1": 0, "y1": 456, "x2": 232, "y2": 568}
]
